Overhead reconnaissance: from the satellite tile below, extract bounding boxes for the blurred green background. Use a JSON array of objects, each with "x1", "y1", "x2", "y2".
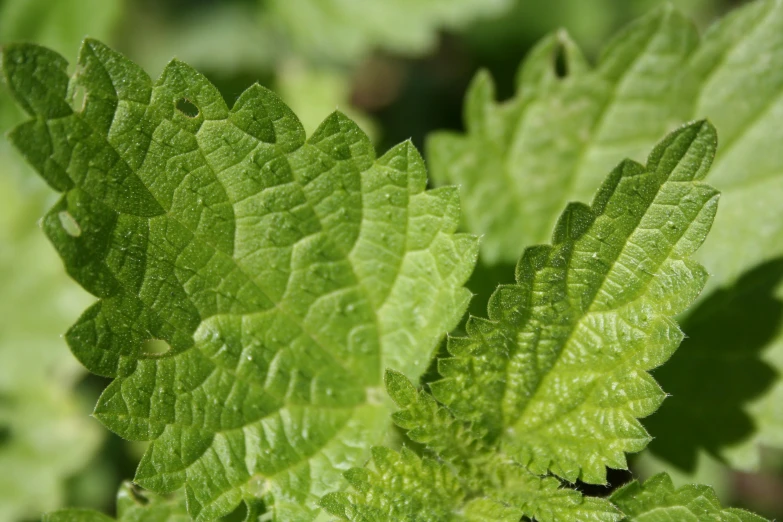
[{"x1": 1, "y1": 0, "x2": 781, "y2": 520}]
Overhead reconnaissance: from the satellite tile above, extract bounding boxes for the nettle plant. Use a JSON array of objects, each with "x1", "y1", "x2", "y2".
[{"x1": 2, "y1": 1, "x2": 782, "y2": 521}]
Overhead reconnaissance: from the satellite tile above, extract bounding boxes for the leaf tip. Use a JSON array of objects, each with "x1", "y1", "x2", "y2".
[{"x1": 384, "y1": 369, "x2": 418, "y2": 407}]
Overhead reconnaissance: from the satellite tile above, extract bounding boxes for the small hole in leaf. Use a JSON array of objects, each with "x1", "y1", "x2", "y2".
[
  {"x1": 219, "y1": 501, "x2": 247, "y2": 522},
  {"x1": 553, "y1": 43, "x2": 568, "y2": 78},
  {"x1": 176, "y1": 98, "x2": 200, "y2": 118},
  {"x1": 58, "y1": 211, "x2": 82, "y2": 237},
  {"x1": 142, "y1": 339, "x2": 171, "y2": 356},
  {"x1": 71, "y1": 85, "x2": 87, "y2": 112}
]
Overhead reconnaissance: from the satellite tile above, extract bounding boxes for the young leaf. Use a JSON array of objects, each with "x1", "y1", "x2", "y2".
[
  {"x1": 1, "y1": 40, "x2": 477, "y2": 520},
  {"x1": 431, "y1": 121, "x2": 719, "y2": 484},
  {"x1": 322, "y1": 443, "x2": 621, "y2": 522},
  {"x1": 610, "y1": 473, "x2": 768, "y2": 522},
  {"x1": 322, "y1": 122, "x2": 726, "y2": 522},
  {"x1": 321, "y1": 446, "x2": 472, "y2": 522},
  {"x1": 428, "y1": 0, "x2": 783, "y2": 472},
  {"x1": 44, "y1": 483, "x2": 189, "y2": 522},
  {"x1": 369, "y1": 371, "x2": 622, "y2": 521},
  {"x1": 428, "y1": 0, "x2": 783, "y2": 284}
]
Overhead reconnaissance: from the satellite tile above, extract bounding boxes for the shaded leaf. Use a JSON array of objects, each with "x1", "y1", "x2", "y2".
[{"x1": 611, "y1": 473, "x2": 768, "y2": 521}]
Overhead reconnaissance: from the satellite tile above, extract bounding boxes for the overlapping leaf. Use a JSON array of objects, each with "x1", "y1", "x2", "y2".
[
  {"x1": 428, "y1": 0, "x2": 783, "y2": 472},
  {"x1": 610, "y1": 473, "x2": 767, "y2": 522},
  {"x1": 324, "y1": 121, "x2": 727, "y2": 519},
  {"x1": 322, "y1": 370, "x2": 621, "y2": 522},
  {"x1": 432, "y1": 121, "x2": 718, "y2": 484},
  {"x1": 1, "y1": 40, "x2": 477, "y2": 520}
]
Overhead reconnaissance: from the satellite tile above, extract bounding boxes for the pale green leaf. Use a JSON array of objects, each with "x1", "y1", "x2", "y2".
[
  {"x1": 1, "y1": 39, "x2": 476, "y2": 521},
  {"x1": 610, "y1": 473, "x2": 768, "y2": 522},
  {"x1": 428, "y1": 0, "x2": 783, "y2": 472},
  {"x1": 323, "y1": 445, "x2": 619, "y2": 522},
  {"x1": 322, "y1": 122, "x2": 720, "y2": 521},
  {"x1": 428, "y1": 0, "x2": 783, "y2": 283},
  {"x1": 320, "y1": 446, "x2": 468, "y2": 522},
  {"x1": 264, "y1": 0, "x2": 513, "y2": 64},
  {"x1": 44, "y1": 482, "x2": 189, "y2": 522},
  {"x1": 431, "y1": 121, "x2": 719, "y2": 484},
  {"x1": 375, "y1": 370, "x2": 621, "y2": 522}
]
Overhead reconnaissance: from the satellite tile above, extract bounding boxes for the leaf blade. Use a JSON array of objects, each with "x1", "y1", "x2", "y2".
[
  {"x1": 432, "y1": 122, "x2": 719, "y2": 483},
  {"x1": 2, "y1": 39, "x2": 477, "y2": 520}
]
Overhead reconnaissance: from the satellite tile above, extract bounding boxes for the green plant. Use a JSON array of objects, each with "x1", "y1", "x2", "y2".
[
  {"x1": 428, "y1": 0, "x2": 783, "y2": 474},
  {"x1": 1, "y1": 1, "x2": 782, "y2": 521}
]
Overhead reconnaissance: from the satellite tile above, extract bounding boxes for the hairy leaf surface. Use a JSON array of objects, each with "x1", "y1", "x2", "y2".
[
  {"x1": 321, "y1": 370, "x2": 621, "y2": 522},
  {"x1": 322, "y1": 122, "x2": 717, "y2": 522},
  {"x1": 323, "y1": 122, "x2": 720, "y2": 520},
  {"x1": 1, "y1": 40, "x2": 477, "y2": 520},
  {"x1": 431, "y1": 121, "x2": 718, "y2": 483},
  {"x1": 610, "y1": 473, "x2": 768, "y2": 522},
  {"x1": 428, "y1": 0, "x2": 783, "y2": 471}
]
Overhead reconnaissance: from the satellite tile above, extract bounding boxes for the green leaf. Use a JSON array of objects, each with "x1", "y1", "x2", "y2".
[
  {"x1": 429, "y1": 0, "x2": 783, "y2": 283},
  {"x1": 264, "y1": 0, "x2": 513, "y2": 64},
  {"x1": 44, "y1": 482, "x2": 189, "y2": 522},
  {"x1": 1, "y1": 40, "x2": 477, "y2": 520},
  {"x1": 324, "y1": 446, "x2": 618, "y2": 522},
  {"x1": 377, "y1": 371, "x2": 621, "y2": 521},
  {"x1": 0, "y1": 4, "x2": 115, "y2": 510},
  {"x1": 428, "y1": 0, "x2": 783, "y2": 472},
  {"x1": 321, "y1": 446, "x2": 469, "y2": 522},
  {"x1": 431, "y1": 121, "x2": 719, "y2": 484},
  {"x1": 323, "y1": 122, "x2": 722, "y2": 522},
  {"x1": 610, "y1": 473, "x2": 768, "y2": 522}
]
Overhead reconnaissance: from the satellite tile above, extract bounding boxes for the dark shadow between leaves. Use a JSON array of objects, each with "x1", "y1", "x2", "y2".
[
  {"x1": 646, "y1": 257, "x2": 783, "y2": 471},
  {"x1": 420, "y1": 259, "x2": 517, "y2": 386},
  {"x1": 465, "y1": 258, "x2": 517, "y2": 320}
]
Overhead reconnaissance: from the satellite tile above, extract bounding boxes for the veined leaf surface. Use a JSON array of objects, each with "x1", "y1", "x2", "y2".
[
  {"x1": 431, "y1": 121, "x2": 718, "y2": 483},
  {"x1": 428, "y1": 0, "x2": 783, "y2": 472},
  {"x1": 1, "y1": 39, "x2": 477, "y2": 520}
]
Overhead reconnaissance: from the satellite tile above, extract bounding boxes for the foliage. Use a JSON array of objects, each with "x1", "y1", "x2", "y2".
[
  {"x1": 263, "y1": 0, "x2": 513, "y2": 64},
  {"x1": 428, "y1": 0, "x2": 783, "y2": 473},
  {"x1": 322, "y1": 121, "x2": 763, "y2": 521},
  {"x1": 1, "y1": 39, "x2": 476, "y2": 520},
  {"x1": 0, "y1": 0, "x2": 122, "y2": 517},
  {"x1": 610, "y1": 473, "x2": 766, "y2": 522},
  {"x1": 2, "y1": 0, "x2": 783, "y2": 520}
]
